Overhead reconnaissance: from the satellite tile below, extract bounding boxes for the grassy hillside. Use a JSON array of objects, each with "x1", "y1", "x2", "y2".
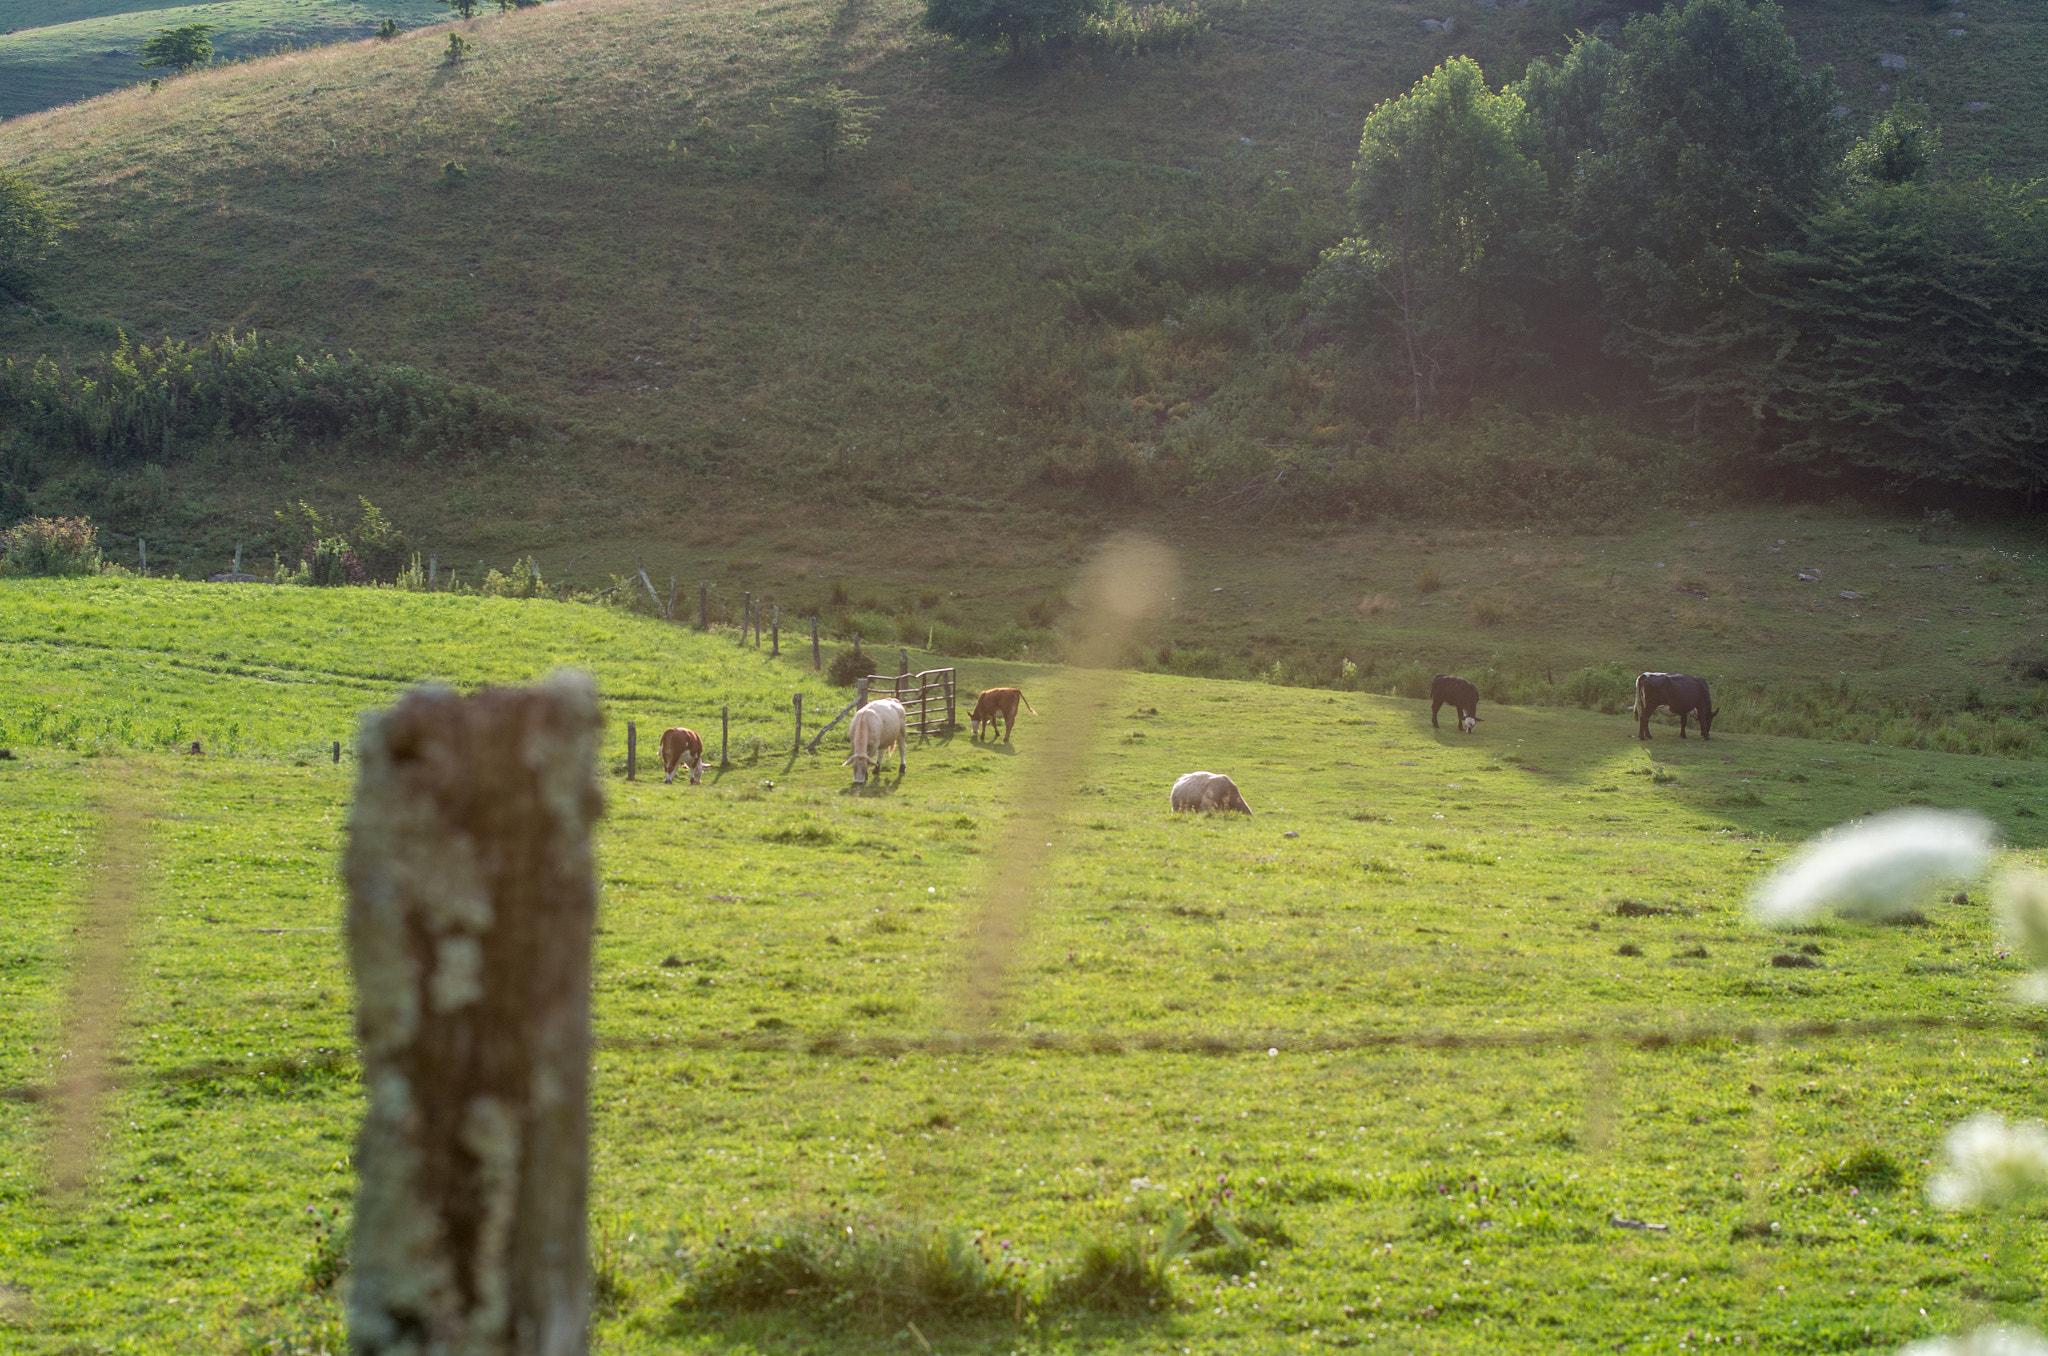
[
  {"x1": 0, "y1": 0, "x2": 445, "y2": 122},
  {"x1": 4, "y1": 579, "x2": 2047, "y2": 1351}
]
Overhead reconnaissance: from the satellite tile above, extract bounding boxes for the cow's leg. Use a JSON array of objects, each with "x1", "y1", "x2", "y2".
[
  {"x1": 1003, "y1": 711, "x2": 1013, "y2": 743},
  {"x1": 1430, "y1": 699, "x2": 1442, "y2": 729},
  {"x1": 1679, "y1": 711, "x2": 1690, "y2": 738},
  {"x1": 897, "y1": 740, "x2": 906, "y2": 774}
]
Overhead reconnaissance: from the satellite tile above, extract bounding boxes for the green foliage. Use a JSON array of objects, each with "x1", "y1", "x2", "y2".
[
  {"x1": 921, "y1": 0, "x2": 1107, "y2": 58},
  {"x1": 0, "y1": 166, "x2": 68, "y2": 284},
  {"x1": 306, "y1": 537, "x2": 359, "y2": 586},
  {"x1": 1081, "y1": 0, "x2": 1208, "y2": 56},
  {"x1": 1512, "y1": 32, "x2": 1618, "y2": 192},
  {"x1": 1845, "y1": 102, "x2": 1941, "y2": 187},
  {"x1": 680, "y1": 1211, "x2": 1028, "y2": 1324},
  {"x1": 1048, "y1": 1209, "x2": 1192, "y2": 1311},
  {"x1": 1747, "y1": 180, "x2": 2048, "y2": 494},
  {"x1": 827, "y1": 644, "x2": 879, "y2": 687},
  {"x1": 440, "y1": 32, "x2": 474, "y2": 64},
  {"x1": 0, "y1": 329, "x2": 540, "y2": 464},
  {"x1": 777, "y1": 84, "x2": 880, "y2": 177},
  {"x1": 0, "y1": 515, "x2": 101, "y2": 576},
  {"x1": 136, "y1": 23, "x2": 217, "y2": 72},
  {"x1": 439, "y1": 0, "x2": 482, "y2": 20},
  {"x1": 377, "y1": 17, "x2": 400, "y2": 38},
  {"x1": 1573, "y1": 0, "x2": 1844, "y2": 340},
  {"x1": 1307, "y1": 58, "x2": 1545, "y2": 417}
]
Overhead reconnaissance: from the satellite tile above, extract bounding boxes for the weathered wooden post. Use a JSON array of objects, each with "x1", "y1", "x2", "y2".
[
  {"x1": 668, "y1": 575, "x2": 677, "y2": 621},
  {"x1": 333, "y1": 740, "x2": 341, "y2": 765},
  {"x1": 792, "y1": 693, "x2": 802, "y2": 752},
  {"x1": 771, "y1": 606, "x2": 780, "y2": 658},
  {"x1": 720, "y1": 705, "x2": 729, "y2": 767},
  {"x1": 698, "y1": 582, "x2": 708, "y2": 631},
  {"x1": 430, "y1": 555, "x2": 438, "y2": 589},
  {"x1": 856, "y1": 676, "x2": 869, "y2": 711},
  {"x1": 810, "y1": 617, "x2": 820, "y2": 670},
  {"x1": 626, "y1": 721, "x2": 637, "y2": 781},
  {"x1": 742, "y1": 593, "x2": 752, "y2": 646},
  {"x1": 899, "y1": 647, "x2": 909, "y2": 678},
  {"x1": 234, "y1": 543, "x2": 243, "y2": 574},
  {"x1": 138, "y1": 538, "x2": 146, "y2": 575},
  {"x1": 342, "y1": 675, "x2": 602, "y2": 1356}
]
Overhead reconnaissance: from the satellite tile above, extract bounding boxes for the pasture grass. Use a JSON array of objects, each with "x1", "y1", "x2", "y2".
[{"x1": 2, "y1": 578, "x2": 2048, "y2": 1351}]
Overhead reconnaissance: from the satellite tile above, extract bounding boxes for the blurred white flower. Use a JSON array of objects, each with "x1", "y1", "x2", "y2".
[
  {"x1": 1999, "y1": 869, "x2": 2048, "y2": 968},
  {"x1": 1899, "y1": 1326, "x2": 2048, "y2": 1356},
  {"x1": 1749, "y1": 809, "x2": 1992, "y2": 925},
  {"x1": 1927, "y1": 1114, "x2": 2048, "y2": 1212}
]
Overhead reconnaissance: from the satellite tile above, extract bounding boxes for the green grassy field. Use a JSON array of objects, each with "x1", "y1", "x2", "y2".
[
  {"x1": 0, "y1": 0, "x2": 446, "y2": 122},
  {"x1": 4, "y1": 577, "x2": 2048, "y2": 1352}
]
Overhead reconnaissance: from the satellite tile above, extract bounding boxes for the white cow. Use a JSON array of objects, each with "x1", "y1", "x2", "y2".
[
  {"x1": 1170, "y1": 771, "x2": 1252, "y2": 815},
  {"x1": 844, "y1": 698, "x2": 908, "y2": 785}
]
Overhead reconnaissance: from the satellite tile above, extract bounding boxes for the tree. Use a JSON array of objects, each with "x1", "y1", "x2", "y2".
[
  {"x1": 1572, "y1": 0, "x2": 1844, "y2": 341},
  {"x1": 1306, "y1": 57, "x2": 1545, "y2": 418},
  {"x1": 920, "y1": 0, "x2": 1105, "y2": 60},
  {"x1": 440, "y1": 0, "x2": 482, "y2": 20},
  {"x1": 778, "y1": 85, "x2": 880, "y2": 176},
  {"x1": 1512, "y1": 31, "x2": 1619, "y2": 192},
  {"x1": 1846, "y1": 102, "x2": 1940, "y2": 186},
  {"x1": 0, "y1": 168, "x2": 67, "y2": 285},
  {"x1": 137, "y1": 24, "x2": 217, "y2": 73}
]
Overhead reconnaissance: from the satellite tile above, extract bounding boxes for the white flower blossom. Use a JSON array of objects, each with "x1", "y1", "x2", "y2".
[
  {"x1": 1999, "y1": 869, "x2": 2048, "y2": 968},
  {"x1": 1749, "y1": 809, "x2": 1992, "y2": 925},
  {"x1": 1899, "y1": 1326, "x2": 2048, "y2": 1356},
  {"x1": 1927, "y1": 1114, "x2": 2048, "y2": 1212}
]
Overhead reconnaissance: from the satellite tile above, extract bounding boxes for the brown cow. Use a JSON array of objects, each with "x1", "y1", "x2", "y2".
[
  {"x1": 970, "y1": 687, "x2": 1037, "y2": 743},
  {"x1": 661, "y1": 727, "x2": 705, "y2": 784}
]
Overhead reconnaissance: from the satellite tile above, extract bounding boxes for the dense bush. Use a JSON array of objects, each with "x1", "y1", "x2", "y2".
[
  {"x1": 0, "y1": 515, "x2": 101, "y2": 576},
  {"x1": 0, "y1": 330, "x2": 541, "y2": 464}
]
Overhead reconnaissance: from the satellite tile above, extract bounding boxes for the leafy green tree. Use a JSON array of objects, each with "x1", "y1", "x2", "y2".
[
  {"x1": 1512, "y1": 31, "x2": 1619, "y2": 191},
  {"x1": 921, "y1": 0, "x2": 1106, "y2": 60},
  {"x1": 0, "y1": 168, "x2": 67, "y2": 284},
  {"x1": 1846, "y1": 103, "x2": 1940, "y2": 186},
  {"x1": 137, "y1": 23, "x2": 217, "y2": 73},
  {"x1": 1573, "y1": 0, "x2": 1844, "y2": 342},
  {"x1": 1752, "y1": 180, "x2": 2048, "y2": 496},
  {"x1": 1307, "y1": 57, "x2": 1545, "y2": 418},
  {"x1": 440, "y1": 0, "x2": 482, "y2": 21},
  {"x1": 778, "y1": 85, "x2": 881, "y2": 176}
]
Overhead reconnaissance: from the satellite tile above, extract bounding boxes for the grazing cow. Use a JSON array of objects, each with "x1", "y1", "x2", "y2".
[
  {"x1": 970, "y1": 687, "x2": 1036, "y2": 743},
  {"x1": 1634, "y1": 672, "x2": 1717, "y2": 740},
  {"x1": 844, "y1": 698, "x2": 908, "y2": 785},
  {"x1": 660, "y1": 727, "x2": 704, "y2": 784},
  {"x1": 1170, "y1": 771, "x2": 1253, "y2": 815},
  {"x1": 1430, "y1": 674, "x2": 1480, "y2": 732}
]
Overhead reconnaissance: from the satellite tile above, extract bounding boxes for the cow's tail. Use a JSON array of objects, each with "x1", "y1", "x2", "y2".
[
  {"x1": 1019, "y1": 692, "x2": 1037, "y2": 715},
  {"x1": 1631, "y1": 673, "x2": 1647, "y2": 720}
]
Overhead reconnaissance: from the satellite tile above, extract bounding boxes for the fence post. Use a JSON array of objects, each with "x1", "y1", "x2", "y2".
[
  {"x1": 138, "y1": 538, "x2": 147, "y2": 575},
  {"x1": 899, "y1": 647, "x2": 909, "y2": 678},
  {"x1": 856, "y1": 676, "x2": 868, "y2": 711},
  {"x1": 771, "y1": 606, "x2": 780, "y2": 657},
  {"x1": 627, "y1": 721, "x2": 637, "y2": 781},
  {"x1": 341, "y1": 676, "x2": 601, "y2": 1356},
  {"x1": 811, "y1": 617, "x2": 820, "y2": 670},
  {"x1": 792, "y1": 693, "x2": 802, "y2": 752},
  {"x1": 429, "y1": 555, "x2": 437, "y2": 589},
  {"x1": 742, "y1": 593, "x2": 752, "y2": 646},
  {"x1": 946, "y1": 671, "x2": 956, "y2": 733},
  {"x1": 668, "y1": 575, "x2": 677, "y2": 621},
  {"x1": 720, "y1": 706, "x2": 729, "y2": 767},
  {"x1": 332, "y1": 740, "x2": 340, "y2": 765},
  {"x1": 234, "y1": 543, "x2": 242, "y2": 574},
  {"x1": 699, "y1": 582, "x2": 708, "y2": 631}
]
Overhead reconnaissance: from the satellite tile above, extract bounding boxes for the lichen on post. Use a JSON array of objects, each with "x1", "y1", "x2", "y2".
[{"x1": 343, "y1": 673, "x2": 604, "y2": 1356}]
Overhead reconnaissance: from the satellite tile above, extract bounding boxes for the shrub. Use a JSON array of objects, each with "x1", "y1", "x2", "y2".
[
  {"x1": 1083, "y1": 0, "x2": 1208, "y2": 55},
  {"x1": 307, "y1": 537, "x2": 360, "y2": 587},
  {"x1": 680, "y1": 1211, "x2": 1027, "y2": 1325},
  {"x1": 0, "y1": 516, "x2": 101, "y2": 576},
  {"x1": 828, "y1": 646, "x2": 879, "y2": 687},
  {"x1": 1049, "y1": 1210, "x2": 1192, "y2": 1313},
  {"x1": 0, "y1": 168, "x2": 69, "y2": 283}
]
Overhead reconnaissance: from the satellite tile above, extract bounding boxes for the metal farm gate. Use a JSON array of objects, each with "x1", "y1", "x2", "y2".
[{"x1": 869, "y1": 668, "x2": 957, "y2": 736}]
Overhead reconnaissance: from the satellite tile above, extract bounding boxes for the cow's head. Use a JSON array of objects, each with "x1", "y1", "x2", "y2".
[
  {"x1": 1461, "y1": 715, "x2": 1477, "y2": 734},
  {"x1": 1701, "y1": 707, "x2": 1718, "y2": 739},
  {"x1": 845, "y1": 752, "x2": 871, "y2": 785}
]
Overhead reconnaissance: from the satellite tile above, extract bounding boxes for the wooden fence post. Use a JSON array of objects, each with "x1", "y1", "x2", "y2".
[
  {"x1": 138, "y1": 538, "x2": 146, "y2": 575},
  {"x1": 333, "y1": 740, "x2": 340, "y2": 765},
  {"x1": 771, "y1": 606, "x2": 780, "y2": 658},
  {"x1": 720, "y1": 706, "x2": 729, "y2": 767},
  {"x1": 742, "y1": 593, "x2": 752, "y2": 646},
  {"x1": 234, "y1": 544, "x2": 243, "y2": 574},
  {"x1": 899, "y1": 647, "x2": 909, "y2": 678},
  {"x1": 856, "y1": 676, "x2": 868, "y2": 711},
  {"x1": 699, "y1": 582, "x2": 708, "y2": 631},
  {"x1": 946, "y1": 671, "x2": 956, "y2": 733},
  {"x1": 429, "y1": 555, "x2": 438, "y2": 589},
  {"x1": 627, "y1": 721, "x2": 637, "y2": 781},
  {"x1": 810, "y1": 617, "x2": 820, "y2": 670},
  {"x1": 792, "y1": 693, "x2": 802, "y2": 751},
  {"x1": 342, "y1": 675, "x2": 602, "y2": 1356},
  {"x1": 668, "y1": 575, "x2": 677, "y2": 621}
]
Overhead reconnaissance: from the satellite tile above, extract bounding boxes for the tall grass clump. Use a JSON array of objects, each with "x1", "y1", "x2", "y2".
[
  {"x1": 1083, "y1": 0, "x2": 1209, "y2": 55},
  {"x1": 0, "y1": 330, "x2": 540, "y2": 464},
  {"x1": 0, "y1": 515, "x2": 102, "y2": 575},
  {"x1": 679, "y1": 1212, "x2": 1028, "y2": 1326},
  {"x1": 1048, "y1": 1209, "x2": 1193, "y2": 1313}
]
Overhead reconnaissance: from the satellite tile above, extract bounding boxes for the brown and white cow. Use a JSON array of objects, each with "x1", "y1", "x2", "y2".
[
  {"x1": 969, "y1": 687, "x2": 1036, "y2": 743},
  {"x1": 1169, "y1": 771, "x2": 1252, "y2": 815},
  {"x1": 844, "y1": 698, "x2": 908, "y2": 785},
  {"x1": 661, "y1": 727, "x2": 705, "y2": 784},
  {"x1": 1634, "y1": 672, "x2": 1717, "y2": 740},
  {"x1": 1430, "y1": 674, "x2": 1480, "y2": 733}
]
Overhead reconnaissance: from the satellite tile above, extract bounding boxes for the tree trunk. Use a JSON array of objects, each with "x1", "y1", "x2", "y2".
[{"x1": 344, "y1": 674, "x2": 605, "y2": 1356}]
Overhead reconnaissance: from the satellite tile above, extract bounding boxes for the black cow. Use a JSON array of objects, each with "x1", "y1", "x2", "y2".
[
  {"x1": 1634, "y1": 672, "x2": 1717, "y2": 740},
  {"x1": 1429, "y1": 674, "x2": 1481, "y2": 732}
]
